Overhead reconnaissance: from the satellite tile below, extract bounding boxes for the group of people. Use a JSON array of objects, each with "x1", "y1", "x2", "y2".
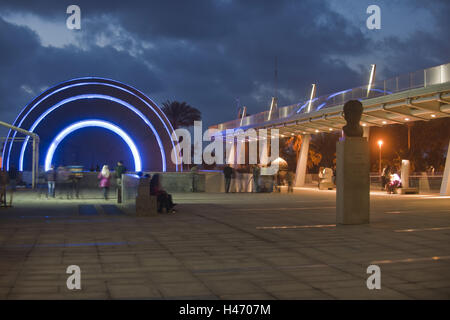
[
  {"x1": 381, "y1": 165, "x2": 402, "y2": 194},
  {"x1": 222, "y1": 164, "x2": 295, "y2": 193},
  {"x1": 43, "y1": 161, "x2": 127, "y2": 200},
  {"x1": 43, "y1": 165, "x2": 81, "y2": 199},
  {"x1": 0, "y1": 165, "x2": 18, "y2": 207}
]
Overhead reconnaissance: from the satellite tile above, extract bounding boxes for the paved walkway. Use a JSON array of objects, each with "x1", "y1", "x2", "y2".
[{"x1": 0, "y1": 189, "x2": 449, "y2": 299}]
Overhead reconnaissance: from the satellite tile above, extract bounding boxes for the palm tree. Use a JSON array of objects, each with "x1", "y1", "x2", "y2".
[{"x1": 161, "y1": 100, "x2": 201, "y2": 130}]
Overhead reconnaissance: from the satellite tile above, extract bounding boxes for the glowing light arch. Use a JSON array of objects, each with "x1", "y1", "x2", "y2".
[
  {"x1": 3, "y1": 77, "x2": 180, "y2": 172},
  {"x1": 18, "y1": 94, "x2": 166, "y2": 172},
  {"x1": 45, "y1": 120, "x2": 142, "y2": 172}
]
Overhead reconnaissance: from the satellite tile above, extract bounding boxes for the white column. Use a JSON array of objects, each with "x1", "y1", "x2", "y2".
[
  {"x1": 401, "y1": 159, "x2": 410, "y2": 189},
  {"x1": 294, "y1": 134, "x2": 311, "y2": 187},
  {"x1": 363, "y1": 126, "x2": 370, "y2": 139},
  {"x1": 440, "y1": 139, "x2": 450, "y2": 196}
]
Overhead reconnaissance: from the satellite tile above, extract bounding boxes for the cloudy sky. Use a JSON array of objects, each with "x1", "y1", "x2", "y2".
[{"x1": 0, "y1": 0, "x2": 449, "y2": 136}]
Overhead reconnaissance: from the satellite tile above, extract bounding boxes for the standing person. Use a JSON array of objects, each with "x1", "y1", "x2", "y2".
[
  {"x1": 252, "y1": 165, "x2": 261, "y2": 193},
  {"x1": 56, "y1": 166, "x2": 70, "y2": 199},
  {"x1": 150, "y1": 174, "x2": 175, "y2": 213},
  {"x1": 381, "y1": 165, "x2": 391, "y2": 191},
  {"x1": 98, "y1": 165, "x2": 111, "y2": 200},
  {"x1": 8, "y1": 165, "x2": 18, "y2": 207},
  {"x1": 114, "y1": 161, "x2": 127, "y2": 203},
  {"x1": 0, "y1": 167, "x2": 8, "y2": 207},
  {"x1": 286, "y1": 171, "x2": 294, "y2": 193},
  {"x1": 190, "y1": 165, "x2": 199, "y2": 192},
  {"x1": 46, "y1": 165, "x2": 57, "y2": 198},
  {"x1": 332, "y1": 165, "x2": 336, "y2": 185},
  {"x1": 223, "y1": 164, "x2": 233, "y2": 193}
]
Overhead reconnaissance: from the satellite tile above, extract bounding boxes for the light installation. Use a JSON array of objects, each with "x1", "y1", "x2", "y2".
[
  {"x1": 3, "y1": 78, "x2": 179, "y2": 171},
  {"x1": 17, "y1": 94, "x2": 165, "y2": 172},
  {"x1": 45, "y1": 120, "x2": 142, "y2": 172}
]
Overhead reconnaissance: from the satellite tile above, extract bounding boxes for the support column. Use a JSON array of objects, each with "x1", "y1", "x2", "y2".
[
  {"x1": 32, "y1": 138, "x2": 36, "y2": 189},
  {"x1": 363, "y1": 126, "x2": 370, "y2": 139},
  {"x1": 440, "y1": 139, "x2": 450, "y2": 196},
  {"x1": 401, "y1": 159, "x2": 410, "y2": 189},
  {"x1": 294, "y1": 134, "x2": 310, "y2": 187},
  {"x1": 336, "y1": 137, "x2": 370, "y2": 224}
]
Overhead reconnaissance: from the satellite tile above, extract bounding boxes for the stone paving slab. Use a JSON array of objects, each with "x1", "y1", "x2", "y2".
[{"x1": 0, "y1": 190, "x2": 449, "y2": 299}]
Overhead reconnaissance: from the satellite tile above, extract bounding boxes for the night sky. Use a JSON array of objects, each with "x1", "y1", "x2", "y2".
[{"x1": 0, "y1": 0, "x2": 449, "y2": 137}]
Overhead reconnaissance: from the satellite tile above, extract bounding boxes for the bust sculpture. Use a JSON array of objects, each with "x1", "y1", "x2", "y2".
[{"x1": 342, "y1": 100, "x2": 364, "y2": 137}]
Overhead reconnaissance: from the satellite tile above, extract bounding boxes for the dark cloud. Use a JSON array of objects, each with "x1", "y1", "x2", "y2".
[{"x1": 0, "y1": 0, "x2": 448, "y2": 137}]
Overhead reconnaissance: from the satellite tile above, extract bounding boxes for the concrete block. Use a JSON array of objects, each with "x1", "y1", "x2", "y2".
[
  {"x1": 336, "y1": 137, "x2": 370, "y2": 225},
  {"x1": 136, "y1": 195, "x2": 157, "y2": 216}
]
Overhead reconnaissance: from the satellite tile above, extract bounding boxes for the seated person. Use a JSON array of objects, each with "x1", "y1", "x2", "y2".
[
  {"x1": 387, "y1": 170, "x2": 402, "y2": 194},
  {"x1": 149, "y1": 174, "x2": 176, "y2": 213}
]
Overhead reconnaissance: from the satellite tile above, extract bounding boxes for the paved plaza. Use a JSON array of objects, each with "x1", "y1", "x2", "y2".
[{"x1": 0, "y1": 188, "x2": 449, "y2": 300}]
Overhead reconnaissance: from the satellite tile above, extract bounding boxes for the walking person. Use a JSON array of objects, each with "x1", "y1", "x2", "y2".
[
  {"x1": 150, "y1": 174, "x2": 176, "y2": 213},
  {"x1": 114, "y1": 161, "x2": 127, "y2": 203},
  {"x1": 46, "y1": 165, "x2": 57, "y2": 198},
  {"x1": 98, "y1": 165, "x2": 111, "y2": 200},
  {"x1": 223, "y1": 164, "x2": 233, "y2": 193},
  {"x1": 8, "y1": 164, "x2": 18, "y2": 207}
]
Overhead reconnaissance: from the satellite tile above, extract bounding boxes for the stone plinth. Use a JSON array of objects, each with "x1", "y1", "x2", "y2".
[
  {"x1": 336, "y1": 137, "x2": 370, "y2": 224},
  {"x1": 135, "y1": 178, "x2": 157, "y2": 216},
  {"x1": 136, "y1": 195, "x2": 157, "y2": 216}
]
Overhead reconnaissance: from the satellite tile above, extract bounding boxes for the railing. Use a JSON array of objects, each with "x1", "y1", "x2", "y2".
[{"x1": 217, "y1": 62, "x2": 450, "y2": 130}]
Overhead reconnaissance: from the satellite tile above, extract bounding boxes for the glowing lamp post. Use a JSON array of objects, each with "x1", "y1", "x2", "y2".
[{"x1": 377, "y1": 140, "x2": 383, "y2": 175}]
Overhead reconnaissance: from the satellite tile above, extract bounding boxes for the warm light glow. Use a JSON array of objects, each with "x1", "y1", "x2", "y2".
[
  {"x1": 382, "y1": 121, "x2": 387, "y2": 124},
  {"x1": 362, "y1": 123, "x2": 367, "y2": 127},
  {"x1": 431, "y1": 114, "x2": 436, "y2": 118},
  {"x1": 378, "y1": 140, "x2": 383, "y2": 147},
  {"x1": 405, "y1": 118, "x2": 410, "y2": 121},
  {"x1": 315, "y1": 129, "x2": 319, "y2": 133},
  {"x1": 329, "y1": 128, "x2": 333, "y2": 131}
]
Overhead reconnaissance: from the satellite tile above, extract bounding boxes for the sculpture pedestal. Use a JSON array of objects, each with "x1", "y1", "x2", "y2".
[
  {"x1": 135, "y1": 178, "x2": 157, "y2": 216},
  {"x1": 336, "y1": 137, "x2": 370, "y2": 224}
]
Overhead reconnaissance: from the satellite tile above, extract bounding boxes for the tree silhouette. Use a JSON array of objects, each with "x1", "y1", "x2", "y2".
[{"x1": 161, "y1": 100, "x2": 201, "y2": 130}]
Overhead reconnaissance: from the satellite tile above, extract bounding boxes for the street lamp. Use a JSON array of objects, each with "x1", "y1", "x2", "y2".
[{"x1": 378, "y1": 140, "x2": 383, "y2": 175}]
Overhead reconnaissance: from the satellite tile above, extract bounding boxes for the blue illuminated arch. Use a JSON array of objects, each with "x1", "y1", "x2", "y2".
[
  {"x1": 3, "y1": 77, "x2": 180, "y2": 172},
  {"x1": 45, "y1": 120, "x2": 142, "y2": 172},
  {"x1": 18, "y1": 94, "x2": 166, "y2": 172}
]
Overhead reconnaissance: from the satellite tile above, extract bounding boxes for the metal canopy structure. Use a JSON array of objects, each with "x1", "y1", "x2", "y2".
[
  {"x1": 0, "y1": 121, "x2": 39, "y2": 189},
  {"x1": 213, "y1": 63, "x2": 450, "y2": 135}
]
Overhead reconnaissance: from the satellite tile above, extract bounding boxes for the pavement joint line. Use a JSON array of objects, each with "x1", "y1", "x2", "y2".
[
  {"x1": 394, "y1": 226, "x2": 450, "y2": 232},
  {"x1": 236, "y1": 206, "x2": 336, "y2": 211},
  {"x1": 256, "y1": 224, "x2": 336, "y2": 230},
  {"x1": 371, "y1": 255, "x2": 450, "y2": 264}
]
